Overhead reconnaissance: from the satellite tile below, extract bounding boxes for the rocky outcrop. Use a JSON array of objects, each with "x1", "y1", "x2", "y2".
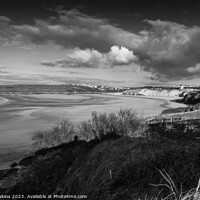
[
  {"x1": 193, "y1": 102, "x2": 200, "y2": 110},
  {"x1": 182, "y1": 91, "x2": 200, "y2": 104},
  {"x1": 180, "y1": 91, "x2": 200, "y2": 111},
  {"x1": 123, "y1": 88, "x2": 200, "y2": 112}
]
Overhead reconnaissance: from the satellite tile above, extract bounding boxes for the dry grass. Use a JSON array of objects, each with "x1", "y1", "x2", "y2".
[{"x1": 149, "y1": 169, "x2": 200, "y2": 200}]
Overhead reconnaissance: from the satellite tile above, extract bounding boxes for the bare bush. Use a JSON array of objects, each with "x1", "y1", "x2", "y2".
[
  {"x1": 32, "y1": 119, "x2": 75, "y2": 149},
  {"x1": 78, "y1": 109, "x2": 144, "y2": 140},
  {"x1": 32, "y1": 109, "x2": 144, "y2": 149}
]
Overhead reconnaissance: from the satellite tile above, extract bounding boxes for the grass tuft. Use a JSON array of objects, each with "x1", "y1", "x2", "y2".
[{"x1": 150, "y1": 169, "x2": 200, "y2": 200}]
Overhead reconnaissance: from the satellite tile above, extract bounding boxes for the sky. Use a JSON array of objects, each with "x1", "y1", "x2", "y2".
[{"x1": 0, "y1": 0, "x2": 200, "y2": 86}]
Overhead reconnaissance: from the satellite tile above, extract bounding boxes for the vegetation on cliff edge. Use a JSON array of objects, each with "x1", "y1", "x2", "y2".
[{"x1": 1, "y1": 109, "x2": 200, "y2": 200}]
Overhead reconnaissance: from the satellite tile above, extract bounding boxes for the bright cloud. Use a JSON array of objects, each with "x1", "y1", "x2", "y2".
[
  {"x1": 188, "y1": 63, "x2": 200, "y2": 72},
  {"x1": 108, "y1": 46, "x2": 138, "y2": 66},
  {"x1": 41, "y1": 46, "x2": 138, "y2": 68},
  {"x1": 41, "y1": 48, "x2": 106, "y2": 68}
]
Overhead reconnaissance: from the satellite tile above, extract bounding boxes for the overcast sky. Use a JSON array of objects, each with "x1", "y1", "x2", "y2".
[{"x1": 0, "y1": 0, "x2": 200, "y2": 86}]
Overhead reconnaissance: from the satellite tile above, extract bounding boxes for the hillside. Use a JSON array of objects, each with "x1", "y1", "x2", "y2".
[
  {"x1": 1, "y1": 136, "x2": 200, "y2": 199},
  {"x1": 1, "y1": 102, "x2": 200, "y2": 200}
]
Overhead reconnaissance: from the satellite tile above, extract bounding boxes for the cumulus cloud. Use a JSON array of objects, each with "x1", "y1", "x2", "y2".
[
  {"x1": 13, "y1": 9, "x2": 200, "y2": 80},
  {"x1": 41, "y1": 48, "x2": 106, "y2": 68},
  {"x1": 2, "y1": 8, "x2": 200, "y2": 81},
  {"x1": 137, "y1": 19, "x2": 200, "y2": 79},
  {"x1": 108, "y1": 46, "x2": 138, "y2": 66},
  {"x1": 12, "y1": 9, "x2": 142, "y2": 52},
  {"x1": 36, "y1": 15, "x2": 200, "y2": 79},
  {"x1": 41, "y1": 46, "x2": 138, "y2": 68},
  {"x1": 188, "y1": 64, "x2": 200, "y2": 73}
]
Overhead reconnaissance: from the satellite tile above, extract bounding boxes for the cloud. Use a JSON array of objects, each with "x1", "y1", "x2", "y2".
[
  {"x1": 40, "y1": 61, "x2": 57, "y2": 67},
  {"x1": 0, "y1": 16, "x2": 11, "y2": 24},
  {"x1": 33, "y1": 15, "x2": 200, "y2": 80},
  {"x1": 136, "y1": 19, "x2": 200, "y2": 79},
  {"x1": 12, "y1": 9, "x2": 142, "y2": 51},
  {"x1": 188, "y1": 64, "x2": 200, "y2": 73},
  {"x1": 41, "y1": 48, "x2": 106, "y2": 68},
  {"x1": 108, "y1": 46, "x2": 138, "y2": 66},
  {"x1": 0, "y1": 70, "x2": 9, "y2": 74},
  {"x1": 2, "y1": 8, "x2": 200, "y2": 81},
  {"x1": 0, "y1": 16, "x2": 12, "y2": 43},
  {"x1": 41, "y1": 46, "x2": 138, "y2": 68},
  {"x1": 13, "y1": 9, "x2": 200, "y2": 80}
]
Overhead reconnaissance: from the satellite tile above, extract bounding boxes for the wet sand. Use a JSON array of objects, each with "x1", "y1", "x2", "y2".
[{"x1": 0, "y1": 97, "x2": 9, "y2": 105}]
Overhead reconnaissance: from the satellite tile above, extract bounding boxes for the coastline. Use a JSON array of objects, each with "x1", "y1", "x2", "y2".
[
  {"x1": 0, "y1": 93, "x2": 187, "y2": 169},
  {"x1": 0, "y1": 94, "x2": 186, "y2": 132},
  {"x1": 129, "y1": 95, "x2": 187, "y2": 114},
  {"x1": 108, "y1": 93, "x2": 187, "y2": 113},
  {"x1": 0, "y1": 94, "x2": 186, "y2": 134},
  {"x1": 0, "y1": 144, "x2": 32, "y2": 170}
]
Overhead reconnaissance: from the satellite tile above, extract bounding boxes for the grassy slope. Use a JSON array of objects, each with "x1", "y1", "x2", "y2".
[{"x1": 2, "y1": 137, "x2": 200, "y2": 200}]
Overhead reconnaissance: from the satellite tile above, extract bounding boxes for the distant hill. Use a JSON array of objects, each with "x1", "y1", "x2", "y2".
[
  {"x1": 0, "y1": 84, "x2": 128, "y2": 95},
  {"x1": 0, "y1": 84, "x2": 102, "y2": 95}
]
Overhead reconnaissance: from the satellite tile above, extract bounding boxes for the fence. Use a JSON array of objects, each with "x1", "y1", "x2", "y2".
[{"x1": 146, "y1": 110, "x2": 200, "y2": 124}]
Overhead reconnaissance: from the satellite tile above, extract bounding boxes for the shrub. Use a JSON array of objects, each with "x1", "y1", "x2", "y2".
[
  {"x1": 78, "y1": 109, "x2": 144, "y2": 140},
  {"x1": 147, "y1": 119, "x2": 200, "y2": 140},
  {"x1": 32, "y1": 109, "x2": 144, "y2": 149},
  {"x1": 32, "y1": 119, "x2": 75, "y2": 149}
]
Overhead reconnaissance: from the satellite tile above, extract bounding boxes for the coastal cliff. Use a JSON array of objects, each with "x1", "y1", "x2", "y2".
[
  {"x1": 123, "y1": 88, "x2": 200, "y2": 112},
  {"x1": 123, "y1": 88, "x2": 191, "y2": 97}
]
